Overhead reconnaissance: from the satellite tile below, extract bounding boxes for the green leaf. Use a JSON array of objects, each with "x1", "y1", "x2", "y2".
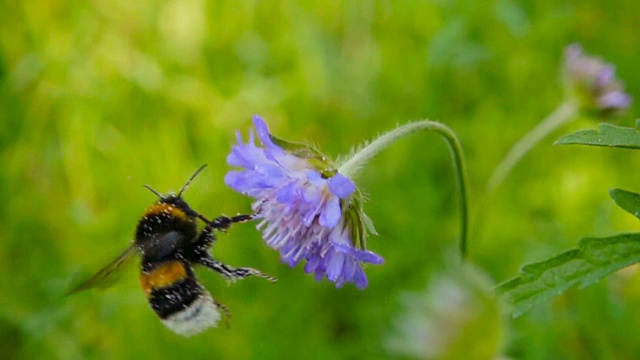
[
  {"x1": 495, "y1": 233, "x2": 640, "y2": 317},
  {"x1": 554, "y1": 122, "x2": 640, "y2": 149},
  {"x1": 269, "y1": 134, "x2": 336, "y2": 170},
  {"x1": 610, "y1": 188, "x2": 640, "y2": 220}
]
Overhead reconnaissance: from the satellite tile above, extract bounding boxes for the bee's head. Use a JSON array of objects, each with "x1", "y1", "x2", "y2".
[{"x1": 142, "y1": 164, "x2": 208, "y2": 217}]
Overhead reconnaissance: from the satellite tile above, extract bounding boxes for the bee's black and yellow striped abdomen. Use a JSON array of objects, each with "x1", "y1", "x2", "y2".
[
  {"x1": 136, "y1": 198, "x2": 223, "y2": 337},
  {"x1": 138, "y1": 259, "x2": 222, "y2": 336},
  {"x1": 139, "y1": 260, "x2": 189, "y2": 300}
]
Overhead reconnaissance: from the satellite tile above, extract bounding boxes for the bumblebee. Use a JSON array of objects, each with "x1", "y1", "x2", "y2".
[{"x1": 69, "y1": 165, "x2": 275, "y2": 336}]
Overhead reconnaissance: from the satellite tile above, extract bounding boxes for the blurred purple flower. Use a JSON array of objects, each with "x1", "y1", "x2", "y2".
[
  {"x1": 225, "y1": 116, "x2": 383, "y2": 289},
  {"x1": 564, "y1": 44, "x2": 632, "y2": 114}
]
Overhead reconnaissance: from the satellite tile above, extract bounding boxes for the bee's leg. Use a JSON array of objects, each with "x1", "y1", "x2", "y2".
[
  {"x1": 197, "y1": 213, "x2": 255, "y2": 231},
  {"x1": 212, "y1": 298, "x2": 231, "y2": 329},
  {"x1": 188, "y1": 214, "x2": 274, "y2": 283},
  {"x1": 189, "y1": 214, "x2": 255, "y2": 255},
  {"x1": 189, "y1": 223, "x2": 217, "y2": 257},
  {"x1": 197, "y1": 256, "x2": 277, "y2": 283}
]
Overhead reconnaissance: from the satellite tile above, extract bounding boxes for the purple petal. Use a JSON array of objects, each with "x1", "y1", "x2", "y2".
[
  {"x1": 276, "y1": 180, "x2": 300, "y2": 203},
  {"x1": 314, "y1": 268, "x2": 325, "y2": 282},
  {"x1": 356, "y1": 249, "x2": 385, "y2": 264},
  {"x1": 302, "y1": 197, "x2": 324, "y2": 227},
  {"x1": 228, "y1": 140, "x2": 269, "y2": 169},
  {"x1": 332, "y1": 242, "x2": 384, "y2": 265},
  {"x1": 224, "y1": 171, "x2": 255, "y2": 192},
  {"x1": 596, "y1": 66, "x2": 615, "y2": 88},
  {"x1": 328, "y1": 224, "x2": 350, "y2": 247},
  {"x1": 302, "y1": 182, "x2": 322, "y2": 204},
  {"x1": 353, "y1": 267, "x2": 369, "y2": 290},
  {"x1": 281, "y1": 243, "x2": 305, "y2": 267},
  {"x1": 253, "y1": 115, "x2": 279, "y2": 150},
  {"x1": 341, "y1": 257, "x2": 357, "y2": 283},
  {"x1": 304, "y1": 253, "x2": 322, "y2": 273},
  {"x1": 305, "y1": 170, "x2": 323, "y2": 185},
  {"x1": 325, "y1": 251, "x2": 345, "y2": 282},
  {"x1": 328, "y1": 173, "x2": 356, "y2": 198},
  {"x1": 319, "y1": 196, "x2": 341, "y2": 228},
  {"x1": 598, "y1": 91, "x2": 632, "y2": 110}
]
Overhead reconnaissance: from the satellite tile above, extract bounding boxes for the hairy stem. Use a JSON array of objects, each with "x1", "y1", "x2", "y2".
[
  {"x1": 339, "y1": 120, "x2": 470, "y2": 259},
  {"x1": 486, "y1": 101, "x2": 579, "y2": 194}
]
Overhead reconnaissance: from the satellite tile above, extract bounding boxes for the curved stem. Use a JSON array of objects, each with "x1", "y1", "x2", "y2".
[
  {"x1": 486, "y1": 101, "x2": 579, "y2": 194},
  {"x1": 339, "y1": 120, "x2": 470, "y2": 259}
]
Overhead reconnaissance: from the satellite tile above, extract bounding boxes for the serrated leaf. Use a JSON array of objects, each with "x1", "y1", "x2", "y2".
[
  {"x1": 495, "y1": 233, "x2": 640, "y2": 317},
  {"x1": 554, "y1": 122, "x2": 640, "y2": 149},
  {"x1": 610, "y1": 188, "x2": 640, "y2": 220}
]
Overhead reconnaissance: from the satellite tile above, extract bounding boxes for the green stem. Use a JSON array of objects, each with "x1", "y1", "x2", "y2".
[
  {"x1": 486, "y1": 101, "x2": 579, "y2": 194},
  {"x1": 338, "y1": 120, "x2": 470, "y2": 259}
]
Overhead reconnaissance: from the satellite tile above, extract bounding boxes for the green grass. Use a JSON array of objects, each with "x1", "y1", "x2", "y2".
[{"x1": 1, "y1": 1, "x2": 639, "y2": 359}]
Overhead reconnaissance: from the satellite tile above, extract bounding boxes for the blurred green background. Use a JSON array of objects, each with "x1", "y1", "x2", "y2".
[{"x1": 2, "y1": 0, "x2": 640, "y2": 359}]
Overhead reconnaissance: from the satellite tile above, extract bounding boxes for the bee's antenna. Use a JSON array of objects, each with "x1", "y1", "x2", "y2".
[
  {"x1": 143, "y1": 185, "x2": 163, "y2": 199},
  {"x1": 178, "y1": 164, "x2": 208, "y2": 198}
]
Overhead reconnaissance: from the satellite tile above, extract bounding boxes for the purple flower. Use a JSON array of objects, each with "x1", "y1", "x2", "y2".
[
  {"x1": 225, "y1": 116, "x2": 383, "y2": 289},
  {"x1": 564, "y1": 44, "x2": 632, "y2": 114}
]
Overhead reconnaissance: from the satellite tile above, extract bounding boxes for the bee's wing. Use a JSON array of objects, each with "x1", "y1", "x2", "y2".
[{"x1": 66, "y1": 244, "x2": 138, "y2": 295}]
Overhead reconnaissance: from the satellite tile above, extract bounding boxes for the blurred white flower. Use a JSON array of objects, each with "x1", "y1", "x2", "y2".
[{"x1": 387, "y1": 264, "x2": 505, "y2": 360}]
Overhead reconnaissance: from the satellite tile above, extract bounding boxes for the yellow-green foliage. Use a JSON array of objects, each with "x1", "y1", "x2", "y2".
[{"x1": 1, "y1": 1, "x2": 639, "y2": 359}]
